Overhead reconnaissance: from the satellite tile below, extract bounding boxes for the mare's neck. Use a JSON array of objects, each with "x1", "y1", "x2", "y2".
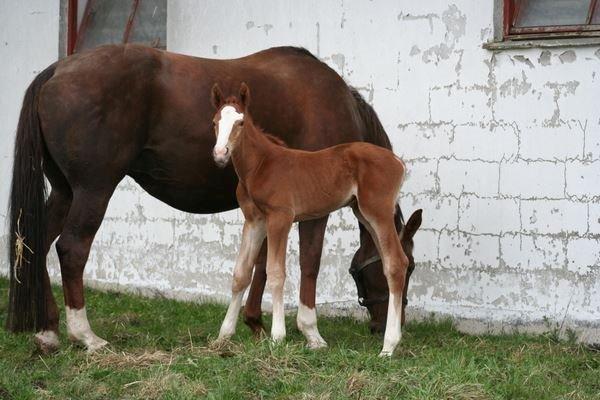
[{"x1": 232, "y1": 119, "x2": 279, "y2": 183}]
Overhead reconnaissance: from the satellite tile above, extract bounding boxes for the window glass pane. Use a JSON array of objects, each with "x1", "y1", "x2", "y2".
[
  {"x1": 515, "y1": 0, "x2": 591, "y2": 27},
  {"x1": 128, "y1": 0, "x2": 167, "y2": 49},
  {"x1": 75, "y1": 0, "x2": 133, "y2": 51},
  {"x1": 591, "y1": 1, "x2": 600, "y2": 24}
]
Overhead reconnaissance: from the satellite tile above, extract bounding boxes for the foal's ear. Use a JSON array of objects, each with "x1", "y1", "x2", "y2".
[
  {"x1": 211, "y1": 83, "x2": 223, "y2": 109},
  {"x1": 239, "y1": 82, "x2": 251, "y2": 109},
  {"x1": 402, "y1": 209, "x2": 423, "y2": 241}
]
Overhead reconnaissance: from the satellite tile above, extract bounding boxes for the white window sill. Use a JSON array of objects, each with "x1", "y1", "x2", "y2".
[{"x1": 483, "y1": 37, "x2": 600, "y2": 50}]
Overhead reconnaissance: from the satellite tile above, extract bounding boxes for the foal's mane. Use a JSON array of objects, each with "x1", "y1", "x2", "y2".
[{"x1": 252, "y1": 123, "x2": 288, "y2": 148}]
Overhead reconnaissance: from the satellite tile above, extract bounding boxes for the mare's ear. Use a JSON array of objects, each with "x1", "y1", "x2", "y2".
[
  {"x1": 211, "y1": 83, "x2": 223, "y2": 109},
  {"x1": 239, "y1": 82, "x2": 251, "y2": 109},
  {"x1": 402, "y1": 209, "x2": 422, "y2": 241}
]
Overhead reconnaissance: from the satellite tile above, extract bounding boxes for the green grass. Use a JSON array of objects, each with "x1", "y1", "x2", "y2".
[{"x1": 0, "y1": 278, "x2": 598, "y2": 400}]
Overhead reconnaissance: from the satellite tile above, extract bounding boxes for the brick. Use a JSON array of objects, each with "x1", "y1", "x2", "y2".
[
  {"x1": 521, "y1": 199, "x2": 588, "y2": 235},
  {"x1": 402, "y1": 159, "x2": 438, "y2": 195},
  {"x1": 585, "y1": 121, "x2": 600, "y2": 160},
  {"x1": 520, "y1": 125, "x2": 584, "y2": 161},
  {"x1": 438, "y1": 231, "x2": 499, "y2": 269},
  {"x1": 500, "y1": 234, "x2": 565, "y2": 271},
  {"x1": 438, "y1": 159, "x2": 499, "y2": 197},
  {"x1": 429, "y1": 86, "x2": 491, "y2": 125},
  {"x1": 451, "y1": 124, "x2": 518, "y2": 162},
  {"x1": 566, "y1": 237, "x2": 600, "y2": 275},
  {"x1": 500, "y1": 161, "x2": 565, "y2": 199},
  {"x1": 394, "y1": 123, "x2": 453, "y2": 159},
  {"x1": 411, "y1": 229, "x2": 439, "y2": 264},
  {"x1": 588, "y1": 202, "x2": 600, "y2": 235},
  {"x1": 400, "y1": 193, "x2": 458, "y2": 232},
  {"x1": 566, "y1": 160, "x2": 600, "y2": 198},
  {"x1": 458, "y1": 195, "x2": 520, "y2": 235}
]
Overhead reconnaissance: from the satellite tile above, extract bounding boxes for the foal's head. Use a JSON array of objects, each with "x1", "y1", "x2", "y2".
[
  {"x1": 351, "y1": 209, "x2": 423, "y2": 334},
  {"x1": 210, "y1": 82, "x2": 251, "y2": 167}
]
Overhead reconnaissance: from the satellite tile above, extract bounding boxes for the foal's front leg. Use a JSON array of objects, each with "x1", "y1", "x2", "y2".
[
  {"x1": 265, "y1": 213, "x2": 294, "y2": 342},
  {"x1": 218, "y1": 221, "x2": 266, "y2": 340}
]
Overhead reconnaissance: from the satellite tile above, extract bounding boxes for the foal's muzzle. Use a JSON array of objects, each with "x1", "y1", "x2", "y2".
[{"x1": 213, "y1": 146, "x2": 230, "y2": 167}]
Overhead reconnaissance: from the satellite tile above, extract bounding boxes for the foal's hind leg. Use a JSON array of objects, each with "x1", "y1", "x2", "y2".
[
  {"x1": 55, "y1": 189, "x2": 114, "y2": 352},
  {"x1": 353, "y1": 204, "x2": 408, "y2": 357},
  {"x1": 218, "y1": 221, "x2": 266, "y2": 340}
]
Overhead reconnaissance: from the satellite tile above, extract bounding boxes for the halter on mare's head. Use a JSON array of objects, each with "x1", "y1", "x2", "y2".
[{"x1": 349, "y1": 207, "x2": 422, "y2": 332}]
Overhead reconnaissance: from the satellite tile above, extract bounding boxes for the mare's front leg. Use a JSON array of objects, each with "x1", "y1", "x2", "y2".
[
  {"x1": 219, "y1": 219, "x2": 266, "y2": 339},
  {"x1": 265, "y1": 213, "x2": 294, "y2": 342},
  {"x1": 296, "y1": 216, "x2": 329, "y2": 349}
]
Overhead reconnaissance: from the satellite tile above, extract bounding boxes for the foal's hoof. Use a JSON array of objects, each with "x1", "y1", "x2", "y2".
[
  {"x1": 378, "y1": 350, "x2": 393, "y2": 358},
  {"x1": 34, "y1": 331, "x2": 60, "y2": 354}
]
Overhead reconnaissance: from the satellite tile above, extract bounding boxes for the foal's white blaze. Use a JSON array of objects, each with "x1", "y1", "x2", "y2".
[
  {"x1": 380, "y1": 293, "x2": 402, "y2": 357},
  {"x1": 66, "y1": 306, "x2": 108, "y2": 352},
  {"x1": 297, "y1": 302, "x2": 327, "y2": 349},
  {"x1": 215, "y1": 105, "x2": 243, "y2": 153}
]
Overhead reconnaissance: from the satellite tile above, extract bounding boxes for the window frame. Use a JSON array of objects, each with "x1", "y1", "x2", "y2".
[
  {"x1": 66, "y1": 0, "x2": 166, "y2": 56},
  {"x1": 503, "y1": 0, "x2": 600, "y2": 40}
]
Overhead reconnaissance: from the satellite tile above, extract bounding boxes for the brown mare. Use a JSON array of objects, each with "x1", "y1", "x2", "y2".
[
  {"x1": 211, "y1": 83, "x2": 409, "y2": 356},
  {"x1": 6, "y1": 44, "x2": 421, "y2": 353}
]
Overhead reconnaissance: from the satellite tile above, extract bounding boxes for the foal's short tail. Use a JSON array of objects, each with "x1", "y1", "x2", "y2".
[{"x1": 5, "y1": 63, "x2": 56, "y2": 332}]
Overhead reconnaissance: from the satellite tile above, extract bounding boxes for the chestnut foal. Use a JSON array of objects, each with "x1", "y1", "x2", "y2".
[{"x1": 211, "y1": 83, "x2": 409, "y2": 356}]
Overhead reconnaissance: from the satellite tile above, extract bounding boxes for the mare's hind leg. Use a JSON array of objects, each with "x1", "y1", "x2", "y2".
[
  {"x1": 352, "y1": 204, "x2": 408, "y2": 357},
  {"x1": 243, "y1": 241, "x2": 268, "y2": 336},
  {"x1": 34, "y1": 189, "x2": 72, "y2": 352},
  {"x1": 296, "y1": 216, "x2": 329, "y2": 349},
  {"x1": 218, "y1": 220, "x2": 266, "y2": 340},
  {"x1": 55, "y1": 188, "x2": 114, "y2": 352},
  {"x1": 265, "y1": 213, "x2": 294, "y2": 342}
]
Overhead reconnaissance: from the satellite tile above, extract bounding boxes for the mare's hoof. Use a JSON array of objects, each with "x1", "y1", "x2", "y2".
[
  {"x1": 34, "y1": 331, "x2": 60, "y2": 354},
  {"x1": 85, "y1": 336, "x2": 109, "y2": 353},
  {"x1": 243, "y1": 314, "x2": 266, "y2": 337}
]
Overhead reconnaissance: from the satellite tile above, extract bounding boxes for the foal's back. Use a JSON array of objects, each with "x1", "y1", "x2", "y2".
[{"x1": 258, "y1": 142, "x2": 405, "y2": 221}]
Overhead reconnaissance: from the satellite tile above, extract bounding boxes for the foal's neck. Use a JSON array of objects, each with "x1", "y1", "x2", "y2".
[{"x1": 232, "y1": 119, "x2": 281, "y2": 183}]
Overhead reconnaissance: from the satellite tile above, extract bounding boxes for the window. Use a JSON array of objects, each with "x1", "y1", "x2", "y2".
[
  {"x1": 67, "y1": 0, "x2": 167, "y2": 55},
  {"x1": 504, "y1": 0, "x2": 600, "y2": 40}
]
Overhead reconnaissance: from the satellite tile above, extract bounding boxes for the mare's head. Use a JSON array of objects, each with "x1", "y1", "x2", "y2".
[
  {"x1": 210, "y1": 82, "x2": 251, "y2": 167},
  {"x1": 350, "y1": 208, "x2": 423, "y2": 334}
]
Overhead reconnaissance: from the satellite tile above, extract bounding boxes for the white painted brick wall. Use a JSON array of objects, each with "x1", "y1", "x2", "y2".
[{"x1": 1, "y1": 0, "x2": 599, "y2": 341}]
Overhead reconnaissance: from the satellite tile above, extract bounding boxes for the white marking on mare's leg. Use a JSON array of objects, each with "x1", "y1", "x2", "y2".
[
  {"x1": 379, "y1": 293, "x2": 402, "y2": 357},
  {"x1": 218, "y1": 291, "x2": 245, "y2": 339},
  {"x1": 34, "y1": 330, "x2": 60, "y2": 353},
  {"x1": 66, "y1": 306, "x2": 108, "y2": 352},
  {"x1": 297, "y1": 302, "x2": 327, "y2": 349}
]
